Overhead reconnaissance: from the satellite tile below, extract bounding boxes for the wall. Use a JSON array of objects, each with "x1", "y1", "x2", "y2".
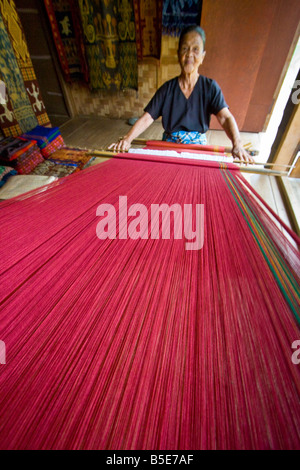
[
  {"x1": 29, "y1": 0, "x2": 299, "y2": 132},
  {"x1": 200, "y1": 0, "x2": 300, "y2": 132},
  {"x1": 63, "y1": 35, "x2": 180, "y2": 120}
]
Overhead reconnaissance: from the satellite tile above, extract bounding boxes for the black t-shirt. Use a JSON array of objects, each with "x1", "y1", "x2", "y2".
[{"x1": 144, "y1": 75, "x2": 228, "y2": 134}]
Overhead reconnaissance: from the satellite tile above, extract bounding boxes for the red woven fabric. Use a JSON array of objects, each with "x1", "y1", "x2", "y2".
[
  {"x1": 146, "y1": 140, "x2": 226, "y2": 153},
  {"x1": 116, "y1": 151, "x2": 235, "y2": 168},
  {"x1": 0, "y1": 156, "x2": 299, "y2": 450}
]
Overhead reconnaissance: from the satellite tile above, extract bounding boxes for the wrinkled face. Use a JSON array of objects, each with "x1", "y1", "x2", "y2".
[{"x1": 178, "y1": 31, "x2": 206, "y2": 74}]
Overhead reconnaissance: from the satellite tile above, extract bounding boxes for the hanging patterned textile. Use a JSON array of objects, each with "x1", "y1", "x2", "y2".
[
  {"x1": 162, "y1": 0, "x2": 202, "y2": 36},
  {"x1": 43, "y1": 0, "x2": 89, "y2": 84},
  {"x1": 133, "y1": 0, "x2": 162, "y2": 61},
  {"x1": 0, "y1": 148, "x2": 299, "y2": 450},
  {"x1": 0, "y1": 82, "x2": 22, "y2": 138},
  {"x1": 0, "y1": 13, "x2": 37, "y2": 136},
  {"x1": 78, "y1": 0, "x2": 138, "y2": 90},
  {"x1": 0, "y1": 0, "x2": 50, "y2": 136}
]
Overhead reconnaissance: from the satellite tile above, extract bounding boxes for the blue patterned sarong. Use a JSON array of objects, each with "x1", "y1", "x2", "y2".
[{"x1": 162, "y1": 131, "x2": 207, "y2": 145}]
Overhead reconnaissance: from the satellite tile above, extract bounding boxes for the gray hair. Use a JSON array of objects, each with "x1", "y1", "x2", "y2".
[{"x1": 178, "y1": 25, "x2": 206, "y2": 51}]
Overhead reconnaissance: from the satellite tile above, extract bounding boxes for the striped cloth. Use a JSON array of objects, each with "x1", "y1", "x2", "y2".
[
  {"x1": 40, "y1": 135, "x2": 65, "y2": 158},
  {"x1": 0, "y1": 137, "x2": 36, "y2": 161},
  {"x1": 0, "y1": 137, "x2": 44, "y2": 174},
  {"x1": 162, "y1": 130, "x2": 208, "y2": 145},
  {"x1": 21, "y1": 126, "x2": 65, "y2": 158}
]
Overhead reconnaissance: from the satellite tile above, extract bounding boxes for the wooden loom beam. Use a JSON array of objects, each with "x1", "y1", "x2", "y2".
[{"x1": 86, "y1": 149, "x2": 291, "y2": 176}]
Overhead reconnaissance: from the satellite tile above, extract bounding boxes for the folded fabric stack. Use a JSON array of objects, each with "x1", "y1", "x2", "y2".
[
  {"x1": 0, "y1": 165, "x2": 17, "y2": 188},
  {"x1": 48, "y1": 147, "x2": 95, "y2": 171},
  {"x1": 31, "y1": 147, "x2": 95, "y2": 177},
  {"x1": 31, "y1": 159, "x2": 79, "y2": 178},
  {"x1": 21, "y1": 125, "x2": 65, "y2": 158},
  {"x1": 0, "y1": 137, "x2": 44, "y2": 175},
  {"x1": 0, "y1": 137, "x2": 30, "y2": 160}
]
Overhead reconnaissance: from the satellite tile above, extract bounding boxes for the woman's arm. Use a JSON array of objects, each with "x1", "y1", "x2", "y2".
[
  {"x1": 216, "y1": 107, "x2": 254, "y2": 163},
  {"x1": 108, "y1": 112, "x2": 154, "y2": 152}
]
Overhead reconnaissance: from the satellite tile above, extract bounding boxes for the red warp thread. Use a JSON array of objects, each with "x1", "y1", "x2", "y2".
[{"x1": 0, "y1": 156, "x2": 299, "y2": 450}]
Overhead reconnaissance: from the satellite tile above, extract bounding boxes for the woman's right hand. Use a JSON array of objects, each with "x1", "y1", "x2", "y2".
[
  {"x1": 107, "y1": 112, "x2": 154, "y2": 153},
  {"x1": 108, "y1": 136, "x2": 131, "y2": 152}
]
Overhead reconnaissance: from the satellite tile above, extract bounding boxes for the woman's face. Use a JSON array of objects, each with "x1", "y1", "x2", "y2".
[{"x1": 178, "y1": 31, "x2": 206, "y2": 75}]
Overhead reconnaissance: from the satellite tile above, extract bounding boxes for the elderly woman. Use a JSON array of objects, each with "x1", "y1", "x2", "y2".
[{"x1": 109, "y1": 25, "x2": 253, "y2": 163}]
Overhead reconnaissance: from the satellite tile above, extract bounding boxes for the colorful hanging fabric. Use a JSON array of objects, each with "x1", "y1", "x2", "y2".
[
  {"x1": 0, "y1": 83, "x2": 22, "y2": 138},
  {"x1": 0, "y1": 14, "x2": 37, "y2": 135},
  {"x1": 162, "y1": 0, "x2": 202, "y2": 36},
  {"x1": 0, "y1": 0, "x2": 50, "y2": 133},
  {"x1": 78, "y1": 0, "x2": 138, "y2": 90},
  {"x1": 133, "y1": 0, "x2": 162, "y2": 60},
  {"x1": 43, "y1": 0, "x2": 89, "y2": 83}
]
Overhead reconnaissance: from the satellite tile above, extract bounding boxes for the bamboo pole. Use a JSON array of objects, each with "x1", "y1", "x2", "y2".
[
  {"x1": 85, "y1": 149, "x2": 289, "y2": 175},
  {"x1": 87, "y1": 148, "x2": 291, "y2": 170}
]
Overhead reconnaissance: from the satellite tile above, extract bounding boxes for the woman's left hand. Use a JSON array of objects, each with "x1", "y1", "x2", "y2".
[{"x1": 232, "y1": 144, "x2": 255, "y2": 164}]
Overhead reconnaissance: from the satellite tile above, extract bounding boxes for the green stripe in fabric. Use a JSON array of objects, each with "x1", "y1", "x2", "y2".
[
  {"x1": 225, "y1": 170, "x2": 299, "y2": 296},
  {"x1": 224, "y1": 169, "x2": 300, "y2": 316},
  {"x1": 220, "y1": 169, "x2": 300, "y2": 325}
]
